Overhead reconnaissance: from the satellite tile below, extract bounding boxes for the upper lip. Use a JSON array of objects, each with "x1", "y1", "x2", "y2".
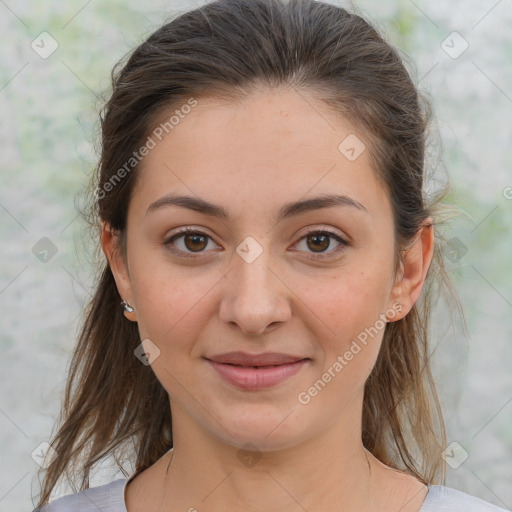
[{"x1": 206, "y1": 351, "x2": 308, "y2": 367}]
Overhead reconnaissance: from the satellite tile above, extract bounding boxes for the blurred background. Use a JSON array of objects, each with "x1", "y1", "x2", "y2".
[{"x1": 0, "y1": 0, "x2": 511, "y2": 510}]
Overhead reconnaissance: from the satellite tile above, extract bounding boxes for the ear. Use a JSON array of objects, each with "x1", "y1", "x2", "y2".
[
  {"x1": 388, "y1": 218, "x2": 435, "y2": 322},
  {"x1": 101, "y1": 220, "x2": 137, "y2": 322}
]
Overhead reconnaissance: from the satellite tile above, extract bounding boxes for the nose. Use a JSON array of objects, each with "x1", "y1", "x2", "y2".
[{"x1": 218, "y1": 244, "x2": 292, "y2": 336}]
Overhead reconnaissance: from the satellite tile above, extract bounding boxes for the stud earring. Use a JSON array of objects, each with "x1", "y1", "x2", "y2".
[
  {"x1": 121, "y1": 300, "x2": 134, "y2": 313},
  {"x1": 385, "y1": 301, "x2": 403, "y2": 322}
]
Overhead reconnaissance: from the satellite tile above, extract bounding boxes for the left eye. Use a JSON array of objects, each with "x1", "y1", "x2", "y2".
[
  {"x1": 164, "y1": 228, "x2": 349, "y2": 259},
  {"x1": 293, "y1": 229, "x2": 349, "y2": 258}
]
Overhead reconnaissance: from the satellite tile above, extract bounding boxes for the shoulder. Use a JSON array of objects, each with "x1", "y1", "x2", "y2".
[
  {"x1": 423, "y1": 485, "x2": 509, "y2": 511},
  {"x1": 32, "y1": 478, "x2": 128, "y2": 512}
]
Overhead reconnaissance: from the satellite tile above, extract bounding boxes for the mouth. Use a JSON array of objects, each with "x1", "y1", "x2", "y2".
[
  {"x1": 204, "y1": 352, "x2": 311, "y2": 390},
  {"x1": 206, "y1": 351, "x2": 309, "y2": 367}
]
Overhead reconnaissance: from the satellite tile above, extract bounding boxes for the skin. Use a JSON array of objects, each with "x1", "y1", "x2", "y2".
[{"x1": 102, "y1": 85, "x2": 434, "y2": 511}]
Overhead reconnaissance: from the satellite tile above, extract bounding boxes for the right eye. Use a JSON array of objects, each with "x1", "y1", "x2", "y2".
[{"x1": 164, "y1": 227, "x2": 220, "y2": 257}]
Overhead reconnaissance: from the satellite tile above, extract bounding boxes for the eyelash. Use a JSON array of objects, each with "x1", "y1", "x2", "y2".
[{"x1": 164, "y1": 227, "x2": 349, "y2": 260}]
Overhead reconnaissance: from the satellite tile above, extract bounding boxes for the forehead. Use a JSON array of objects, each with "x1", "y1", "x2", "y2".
[{"x1": 129, "y1": 86, "x2": 391, "y2": 221}]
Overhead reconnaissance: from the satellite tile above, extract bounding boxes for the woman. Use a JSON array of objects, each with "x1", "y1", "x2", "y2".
[{"x1": 32, "y1": 0, "x2": 508, "y2": 510}]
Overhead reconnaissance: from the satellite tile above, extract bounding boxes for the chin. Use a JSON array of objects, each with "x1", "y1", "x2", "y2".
[{"x1": 211, "y1": 404, "x2": 313, "y2": 453}]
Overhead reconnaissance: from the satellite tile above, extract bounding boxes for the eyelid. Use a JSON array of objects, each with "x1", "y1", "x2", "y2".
[{"x1": 296, "y1": 225, "x2": 348, "y2": 243}]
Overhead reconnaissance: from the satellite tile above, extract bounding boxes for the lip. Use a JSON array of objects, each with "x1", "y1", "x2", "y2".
[
  {"x1": 207, "y1": 351, "x2": 307, "y2": 366},
  {"x1": 205, "y1": 352, "x2": 310, "y2": 390}
]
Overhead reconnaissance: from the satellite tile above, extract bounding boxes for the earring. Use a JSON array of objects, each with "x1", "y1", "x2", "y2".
[
  {"x1": 385, "y1": 301, "x2": 403, "y2": 322},
  {"x1": 121, "y1": 300, "x2": 134, "y2": 313}
]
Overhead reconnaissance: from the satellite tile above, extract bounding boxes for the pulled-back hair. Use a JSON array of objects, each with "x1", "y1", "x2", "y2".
[{"x1": 34, "y1": 0, "x2": 465, "y2": 507}]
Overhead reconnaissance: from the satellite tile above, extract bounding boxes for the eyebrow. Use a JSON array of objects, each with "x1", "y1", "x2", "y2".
[{"x1": 145, "y1": 193, "x2": 369, "y2": 222}]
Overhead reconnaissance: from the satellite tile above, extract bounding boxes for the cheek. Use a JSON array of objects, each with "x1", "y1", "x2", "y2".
[
  {"x1": 129, "y1": 268, "x2": 215, "y2": 397},
  {"x1": 304, "y1": 266, "x2": 391, "y2": 372},
  {"x1": 129, "y1": 258, "x2": 219, "y2": 352},
  {"x1": 313, "y1": 268, "x2": 390, "y2": 332}
]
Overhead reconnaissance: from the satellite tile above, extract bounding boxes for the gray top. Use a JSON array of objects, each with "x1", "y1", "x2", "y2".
[{"x1": 34, "y1": 477, "x2": 510, "y2": 511}]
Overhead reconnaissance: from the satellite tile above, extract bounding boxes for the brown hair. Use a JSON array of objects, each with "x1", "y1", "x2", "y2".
[{"x1": 34, "y1": 0, "x2": 466, "y2": 507}]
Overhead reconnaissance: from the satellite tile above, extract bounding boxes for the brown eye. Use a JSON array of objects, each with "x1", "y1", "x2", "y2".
[
  {"x1": 164, "y1": 227, "x2": 349, "y2": 260},
  {"x1": 182, "y1": 232, "x2": 208, "y2": 252},
  {"x1": 294, "y1": 229, "x2": 349, "y2": 259},
  {"x1": 306, "y1": 233, "x2": 331, "y2": 252},
  {"x1": 164, "y1": 227, "x2": 218, "y2": 256}
]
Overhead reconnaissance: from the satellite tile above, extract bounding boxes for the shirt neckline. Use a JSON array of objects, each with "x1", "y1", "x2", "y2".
[
  {"x1": 119, "y1": 473, "x2": 435, "y2": 511},
  {"x1": 419, "y1": 484, "x2": 434, "y2": 511},
  {"x1": 121, "y1": 471, "x2": 137, "y2": 511}
]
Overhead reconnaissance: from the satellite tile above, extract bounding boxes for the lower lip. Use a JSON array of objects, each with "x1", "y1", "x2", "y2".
[{"x1": 206, "y1": 359, "x2": 309, "y2": 390}]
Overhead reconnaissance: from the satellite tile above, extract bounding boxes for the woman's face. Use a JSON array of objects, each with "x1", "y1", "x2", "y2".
[{"x1": 103, "y1": 86, "x2": 427, "y2": 451}]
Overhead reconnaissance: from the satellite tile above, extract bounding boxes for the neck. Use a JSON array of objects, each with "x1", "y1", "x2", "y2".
[{"x1": 162, "y1": 396, "x2": 380, "y2": 511}]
